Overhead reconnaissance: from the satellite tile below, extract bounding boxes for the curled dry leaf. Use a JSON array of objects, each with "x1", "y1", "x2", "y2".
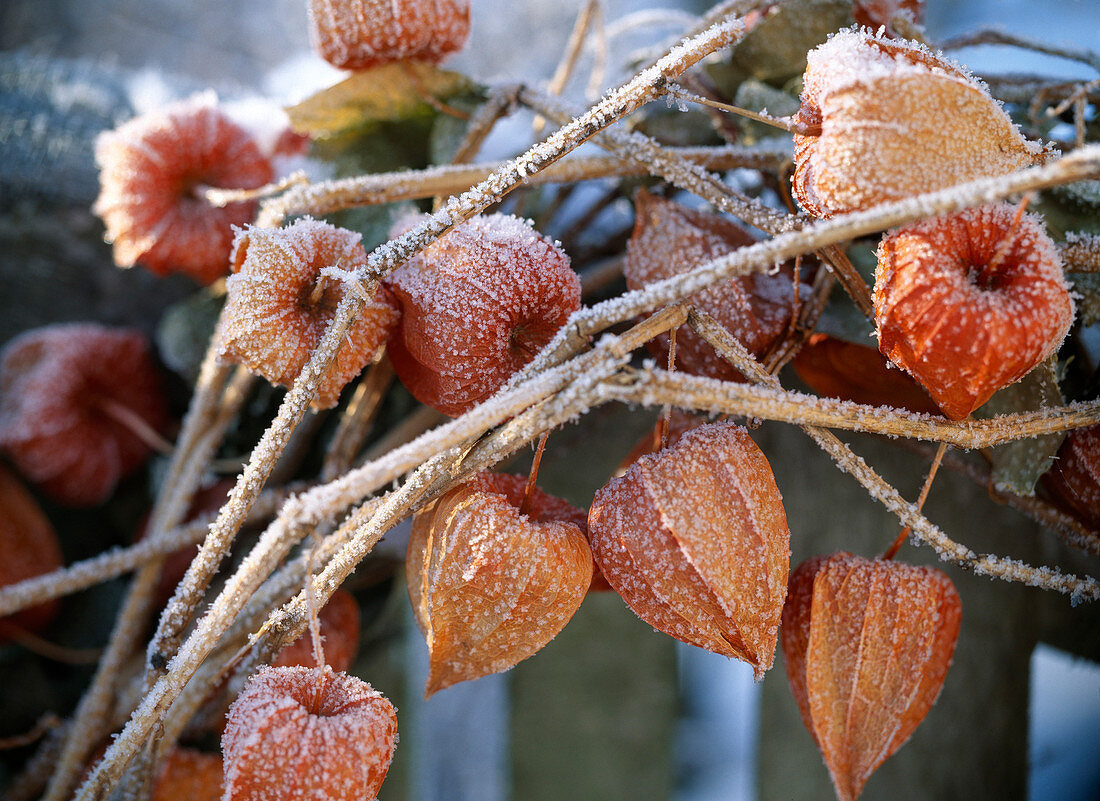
[
  {"x1": 624, "y1": 191, "x2": 797, "y2": 382},
  {"x1": 0, "y1": 463, "x2": 63, "y2": 640},
  {"x1": 274, "y1": 589, "x2": 362, "y2": 672},
  {"x1": 93, "y1": 95, "x2": 274, "y2": 284},
  {"x1": 219, "y1": 218, "x2": 400, "y2": 409},
  {"x1": 385, "y1": 214, "x2": 581, "y2": 416},
  {"x1": 791, "y1": 333, "x2": 940, "y2": 415},
  {"x1": 1042, "y1": 424, "x2": 1100, "y2": 528},
  {"x1": 0, "y1": 324, "x2": 170, "y2": 506},
  {"x1": 407, "y1": 472, "x2": 592, "y2": 696},
  {"x1": 782, "y1": 553, "x2": 962, "y2": 801},
  {"x1": 792, "y1": 29, "x2": 1046, "y2": 218},
  {"x1": 222, "y1": 665, "x2": 397, "y2": 801},
  {"x1": 588, "y1": 422, "x2": 790, "y2": 678},
  {"x1": 309, "y1": 0, "x2": 470, "y2": 71},
  {"x1": 874, "y1": 203, "x2": 1074, "y2": 420}
]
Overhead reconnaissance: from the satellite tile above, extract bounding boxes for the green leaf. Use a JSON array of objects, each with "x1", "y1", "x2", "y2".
[
  {"x1": 974, "y1": 360, "x2": 1066, "y2": 496},
  {"x1": 287, "y1": 62, "x2": 482, "y2": 139},
  {"x1": 732, "y1": 79, "x2": 800, "y2": 144}
]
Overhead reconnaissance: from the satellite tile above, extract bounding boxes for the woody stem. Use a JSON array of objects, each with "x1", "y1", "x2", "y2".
[
  {"x1": 883, "y1": 441, "x2": 948, "y2": 560},
  {"x1": 520, "y1": 432, "x2": 550, "y2": 517}
]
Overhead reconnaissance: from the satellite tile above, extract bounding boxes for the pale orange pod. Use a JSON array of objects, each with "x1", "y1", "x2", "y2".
[
  {"x1": 407, "y1": 473, "x2": 593, "y2": 696},
  {"x1": 873, "y1": 203, "x2": 1073, "y2": 420},
  {"x1": 792, "y1": 29, "x2": 1046, "y2": 218},
  {"x1": 624, "y1": 191, "x2": 797, "y2": 382},
  {"x1": 222, "y1": 665, "x2": 397, "y2": 801},
  {"x1": 219, "y1": 218, "x2": 400, "y2": 409},
  {"x1": 781, "y1": 553, "x2": 962, "y2": 801},
  {"x1": 93, "y1": 95, "x2": 273, "y2": 285},
  {"x1": 309, "y1": 0, "x2": 470, "y2": 71},
  {"x1": 587, "y1": 422, "x2": 790, "y2": 679}
]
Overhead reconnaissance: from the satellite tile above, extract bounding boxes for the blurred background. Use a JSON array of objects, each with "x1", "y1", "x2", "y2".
[{"x1": 2, "y1": 1, "x2": 1099, "y2": 799}]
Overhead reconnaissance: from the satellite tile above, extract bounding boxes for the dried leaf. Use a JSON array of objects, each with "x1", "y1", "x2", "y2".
[
  {"x1": 974, "y1": 359, "x2": 1066, "y2": 496},
  {"x1": 782, "y1": 553, "x2": 962, "y2": 801},
  {"x1": 588, "y1": 422, "x2": 790, "y2": 678},
  {"x1": 286, "y1": 62, "x2": 480, "y2": 139},
  {"x1": 407, "y1": 473, "x2": 592, "y2": 696}
]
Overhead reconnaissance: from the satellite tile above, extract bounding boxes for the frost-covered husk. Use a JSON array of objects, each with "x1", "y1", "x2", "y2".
[{"x1": 792, "y1": 28, "x2": 1047, "y2": 218}]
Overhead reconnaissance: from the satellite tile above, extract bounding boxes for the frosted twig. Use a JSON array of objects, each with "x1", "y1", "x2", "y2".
[
  {"x1": 605, "y1": 368, "x2": 1100, "y2": 448},
  {"x1": 452, "y1": 84, "x2": 522, "y2": 165},
  {"x1": 939, "y1": 29, "x2": 1100, "y2": 73},
  {"x1": 0, "y1": 487, "x2": 290, "y2": 617},
  {"x1": 203, "y1": 170, "x2": 310, "y2": 207},
  {"x1": 533, "y1": 0, "x2": 601, "y2": 135},
  {"x1": 260, "y1": 145, "x2": 785, "y2": 224},
  {"x1": 686, "y1": 309, "x2": 1100, "y2": 601}
]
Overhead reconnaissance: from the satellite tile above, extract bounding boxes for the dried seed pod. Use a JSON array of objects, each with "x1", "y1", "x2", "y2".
[
  {"x1": 616, "y1": 409, "x2": 708, "y2": 475},
  {"x1": 309, "y1": 0, "x2": 471, "y2": 71},
  {"x1": 0, "y1": 464, "x2": 63, "y2": 640},
  {"x1": 222, "y1": 665, "x2": 397, "y2": 801},
  {"x1": 781, "y1": 553, "x2": 961, "y2": 801},
  {"x1": 219, "y1": 218, "x2": 400, "y2": 409},
  {"x1": 274, "y1": 589, "x2": 361, "y2": 672},
  {"x1": 624, "y1": 191, "x2": 797, "y2": 381},
  {"x1": 94, "y1": 95, "x2": 273, "y2": 284},
  {"x1": 407, "y1": 472, "x2": 592, "y2": 696},
  {"x1": 385, "y1": 214, "x2": 581, "y2": 416},
  {"x1": 151, "y1": 748, "x2": 222, "y2": 801},
  {"x1": 792, "y1": 29, "x2": 1045, "y2": 218},
  {"x1": 873, "y1": 203, "x2": 1073, "y2": 420},
  {"x1": 792, "y1": 333, "x2": 940, "y2": 415},
  {"x1": 588, "y1": 422, "x2": 790, "y2": 678},
  {"x1": 0, "y1": 324, "x2": 170, "y2": 506},
  {"x1": 1042, "y1": 425, "x2": 1100, "y2": 528}
]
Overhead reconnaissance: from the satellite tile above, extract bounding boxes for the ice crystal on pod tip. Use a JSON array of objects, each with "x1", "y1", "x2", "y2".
[
  {"x1": 385, "y1": 213, "x2": 581, "y2": 417},
  {"x1": 308, "y1": 0, "x2": 470, "y2": 71},
  {"x1": 781, "y1": 553, "x2": 961, "y2": 801},
  {"x1": 791, "y1": 29, "x2": 1046, "y2": 219},
  {"x1": 873, "y1": 203, "x2": 1073, "y2": 420},
  {"x1": 219, "y1": 218, "x2": 400, "y2": 409},
  {"x1": 407, "y1": 473, "x2": 592, "y2": 696},
  {"x1": 0, "y1": 324, "x2": 170, "y2": 506},
  {"x1": 222, "y1": 665, "x2": 397, "y2": 801},
  {"x1": 93, "y1": 94, "x2": 274, "y2": 285},
  {"x1": 623, "y1": 191, "x2": 797, "y2": 382},
  {"x1": 588, "y1": 422, "x2": 790, "y2": 679}
]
